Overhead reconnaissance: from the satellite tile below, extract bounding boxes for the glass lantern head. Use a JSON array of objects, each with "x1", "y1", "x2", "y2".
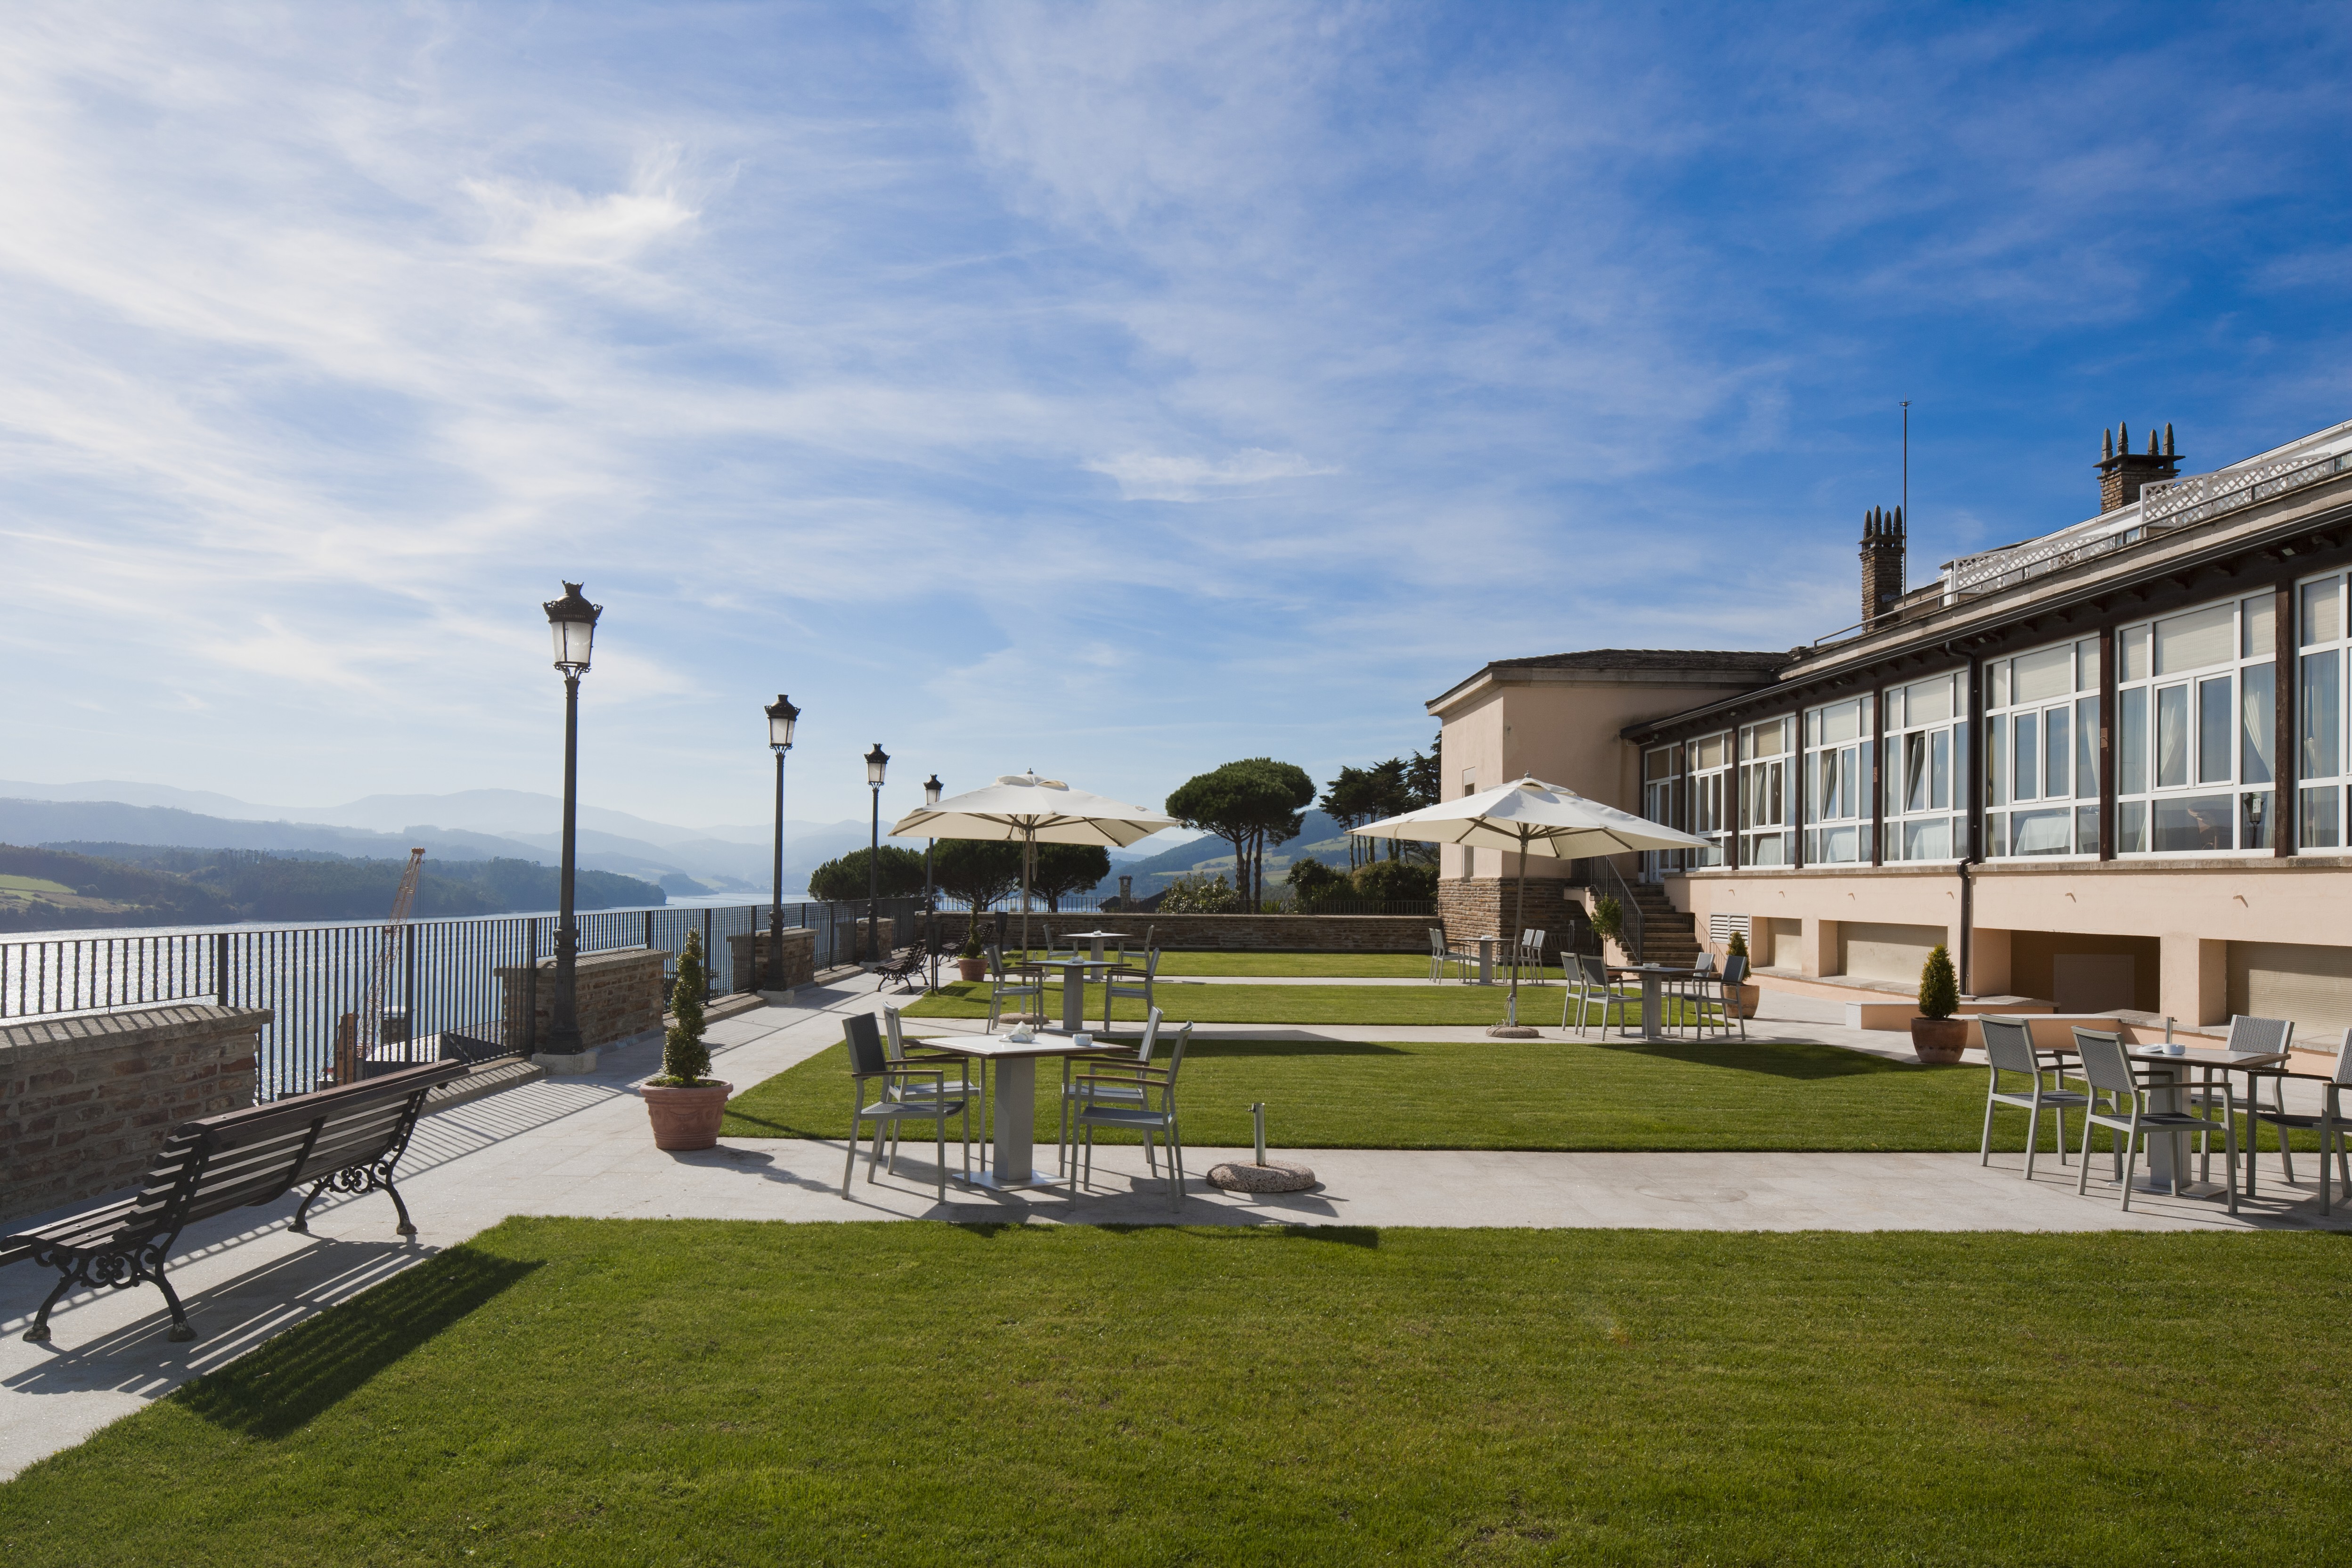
[
  {"x1": 542, "y1": 582, "x2": 602, "y2": 673},
  {"x1": 865, "y1": 743, "x2": 890, "y2": 787},
  {"x1": 924, "y1": 773, "x2": 943, "y2": 807},
  {"x1": 765, "y1": 694, "x2": 800, "y2": 751}
]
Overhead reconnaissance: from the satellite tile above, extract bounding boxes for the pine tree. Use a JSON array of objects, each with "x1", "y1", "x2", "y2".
[{"x1": 1918, "y1": 943, "x2": 1959, "y2": 1021}]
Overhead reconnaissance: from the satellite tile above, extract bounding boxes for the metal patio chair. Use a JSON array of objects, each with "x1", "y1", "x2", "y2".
[
  {"x1": 1102, "y1": 947, "x2": 1161, "y2": 1030},
  {"x1": 2072, "y1": 1027, "x2": 2235, "y2": 1213},
  {"x1": 1057, "y1": 1008, "x2": 1168, "y2": 1176},
  {"x1": 1562, "y1": 952, "x2": 1630, "y2": 1038},
  {"x1": 1687, "y1": 953, "x2": 1750, "y2": 1042},
  {"x1": 1510, "y1": 928, "x2": 1548, "y2": 987},
  {"x1": 1978, "y1": 1017, "x2": 2090, "y2": 1180},
  {"x1": 2181, "y1": 1015, "x2": 2294, "y2": 1185},
  {"x1": 1071, "y1": 1021, "x2": 1191, "y2": 1209},
  {"x1": 2242, "y1": 1024, "x2": 2351, "y2": 1214},
  {"x1": 983, "y1": 945, "x2": 1045, "y2": 1030},
  {"x1": 841, "y1": 1011, "x2": 971, "y2": 1203},
  {"x1": 881, "y1": 1005, "x2": 977, "y2": 1173},
  {"x1": 1429, "y1": 926, "x2": 1476, "y2": 983}
]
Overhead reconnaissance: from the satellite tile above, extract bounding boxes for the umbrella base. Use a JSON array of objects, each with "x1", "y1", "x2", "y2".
[{"x1": 1486, "y1": 1024, "x2": 1541, "y2": 1038}]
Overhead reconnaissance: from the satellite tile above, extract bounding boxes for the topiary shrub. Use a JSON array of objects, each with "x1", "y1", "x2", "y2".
[
  {"x1": 1918, "y1": 943, "x2": 1959, "y2": 1020},
  {"x1": 1727, "y1": 928, "x2": 1748, "y2": 963},
  {"x1": 1590, "y1": 896, "x2": 1623, "y2": 947},
  {"x1": 653, "y1": 930, "x2": 715, "y2": 1085}
]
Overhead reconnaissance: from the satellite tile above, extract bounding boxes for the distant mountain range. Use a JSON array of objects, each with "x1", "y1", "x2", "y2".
[
  {"x1": 0, "y1": 781, "x2": 1192, "y2": 896},
  {"x1": 1111, "y1": 809, "x2": 1362, "y2": 890}
]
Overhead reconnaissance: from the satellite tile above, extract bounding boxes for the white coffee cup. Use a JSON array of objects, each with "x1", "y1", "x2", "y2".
[{"x1": 1073, "y1": 1032, "x2": 1093, "y2": 1050}]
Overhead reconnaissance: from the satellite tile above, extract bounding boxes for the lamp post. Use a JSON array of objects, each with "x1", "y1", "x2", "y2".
[
  {"x1": 864, "y1": 743, "x2": 889, "y2": 962},
  {"x1": 541, "y1": 582, "x2": 601, "y2": 1057},
  {"x1": 765, "y1": 694, "x2": 799, "y2": 994},
  {"x1": 923, "y1": 773, "x2": 942, "y2": 990}
]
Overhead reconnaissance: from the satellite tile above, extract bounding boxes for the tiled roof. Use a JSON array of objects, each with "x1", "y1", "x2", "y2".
[{"x1": 1483, "y1": 648, "x2": 1790, "y2": 673}]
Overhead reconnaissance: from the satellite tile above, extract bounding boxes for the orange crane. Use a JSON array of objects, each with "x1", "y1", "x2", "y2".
[{"x1": 333, "y1": 848, "x2": 426, "y2": 1087}]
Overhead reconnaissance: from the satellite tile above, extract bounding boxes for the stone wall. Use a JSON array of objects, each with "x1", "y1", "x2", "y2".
[
  {"x1": 1, "y1": 1003, "x2": 269, "y2": 1223},
  {"x1": 496, "y1": 947, "x2": 666, "y2": 1054},
  {"x1": 726, "y1": 927, "x2": 818, "y2": 992},
  {"x1": 929, "y1": 911, "x2": 1428, "y2": 953},
  {"x1": 1435, "y1": 878, "x2": 1589, "y2": 962}
]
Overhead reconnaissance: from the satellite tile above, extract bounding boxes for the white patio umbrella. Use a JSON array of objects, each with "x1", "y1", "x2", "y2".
[
  {"x1": 1350, "y1": 776, "x2": 1707, "y2": 1031},
  {"x1": 891, "y1": 772, "x2": 1177, "y2": 963}
]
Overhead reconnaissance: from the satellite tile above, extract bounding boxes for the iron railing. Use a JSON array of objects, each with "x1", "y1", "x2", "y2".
[
  {"x1": 0, "y1": 897, "x2": 929, "y2": 1102},
  {"x1": 1592, "y1": 856, "x2": 1645, "y2": 963}
]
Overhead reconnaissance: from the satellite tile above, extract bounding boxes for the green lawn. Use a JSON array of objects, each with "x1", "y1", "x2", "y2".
[
  {"x1": 1003, "y1": 948, "x2": 1443, "y2": 978},
  {"x1": 727, "y1": 1032, "x2": 2046, "y2": 1151},
  {"x1": 5, "y1": 1219, "x2": 2346, "y2": 1565},
  {"x1": 905, "y1": 978, "x2": 1652, "y2": 1028}
]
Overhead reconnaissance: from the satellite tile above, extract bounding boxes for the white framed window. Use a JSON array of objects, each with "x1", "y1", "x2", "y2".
[
  {"x1": 1803, "y1": 695, "x2": 1873, "y2": 863},
  {"x1": 1882, "y1": 671, "x2": 1966, "y2": 861},
  {"x1": 2297, "y1": 572, "x2": 2346, "y2": 851},
  {"x1": 1739, "y1": 718, "x2": 1791, "y2": 866},
  {"x1": 2114, "y1": 594, "x2": 2276, "y2": 855},
  {"x1": 1641, "y1": 743, "x2": 1687, "y2": 879},
  {"x1": 1984, "y1": 638, "x2": 2099, "y2": 858},
  {"x1": 1689, "y1": 731, "x2": 1732, "y2": 868}
]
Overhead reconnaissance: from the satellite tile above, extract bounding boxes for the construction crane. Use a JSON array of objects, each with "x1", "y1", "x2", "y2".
[{"x1": 332, "y1": 848, "x2": 426, "y2": 1087}]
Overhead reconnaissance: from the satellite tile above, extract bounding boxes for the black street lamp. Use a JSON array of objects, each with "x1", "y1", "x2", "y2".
[
  {"x1": 923, "y1": 773, "x2": 943, "y2": 990},
  {"x1": 765, "y1": 694, "x2": 799, "y2": 993},
  {"x1": 864, "y1": 743, "x2": 889, "y2": 962},
  {"x1": 541, "y1": 582, "x2": 601, "y2": 1056}
]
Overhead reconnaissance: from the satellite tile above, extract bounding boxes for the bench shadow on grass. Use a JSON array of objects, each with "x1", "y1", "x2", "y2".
[{"x1": 174, "y1": 1245, "x2": 540, "y2": 1440}]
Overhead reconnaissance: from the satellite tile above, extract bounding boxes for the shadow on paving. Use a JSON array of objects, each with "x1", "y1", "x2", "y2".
[
  {"x1": 172, "y1": 1245, "x2": 540, "y2": 1440},
  {"x1": 1584, "y1": 1037, "x2": 1935, "y2": 1081}
]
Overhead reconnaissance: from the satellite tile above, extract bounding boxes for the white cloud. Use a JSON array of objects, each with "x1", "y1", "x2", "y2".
[{"x1": 1086, "y1": 447, "x2": 1335, "y2": 500}]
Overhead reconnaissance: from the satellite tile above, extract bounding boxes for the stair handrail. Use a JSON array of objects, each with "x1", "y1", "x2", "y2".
[{"x1": 1592, "y1": 855, "x2": 1644, "y2": 964}]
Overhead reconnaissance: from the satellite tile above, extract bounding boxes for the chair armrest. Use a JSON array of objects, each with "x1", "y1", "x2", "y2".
[{"x1": 2242, "y1": 1068, "x2": 2345, "y2": 1084}]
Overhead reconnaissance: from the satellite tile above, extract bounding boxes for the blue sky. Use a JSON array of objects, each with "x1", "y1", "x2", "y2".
[{"x1": 4, "y1": 2, "x2": 2349, "y2": 830}]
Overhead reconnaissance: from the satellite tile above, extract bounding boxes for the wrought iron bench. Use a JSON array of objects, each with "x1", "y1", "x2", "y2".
[
  {"x1": 2, "y1": 1059, "x2": 468, "y2": 1346},
  {"x1": 869, "y1": 940, "x2": 929, "y2": 992}
]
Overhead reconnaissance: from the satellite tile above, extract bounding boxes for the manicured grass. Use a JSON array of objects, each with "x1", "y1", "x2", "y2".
[
  {"x1": 904, "y1": 978, "x2": 1657, "y2": 1027},
  {"x1": 1005, "y1": 947, "x2": 1441, "y2": 978},
  {"x1": 727, "y1": 1032, "x2": 2050, "y2": 1151},
  {"x1": 4, "y1": 1219, "x2": 2346, "y2": 1565}
]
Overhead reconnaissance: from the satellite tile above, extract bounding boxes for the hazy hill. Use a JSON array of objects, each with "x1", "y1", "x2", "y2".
[
  {"x1": 2, "y1": 843, "x2": 665, "y2": 931},
  {"x1": 1112, "y1": 810, "x2": 1361, "y2": 890}
]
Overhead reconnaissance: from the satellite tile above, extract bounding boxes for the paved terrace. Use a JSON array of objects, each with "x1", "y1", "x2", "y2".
[{"x1": 3, "y1": 979, "x2": 2344, "y2": 1479}]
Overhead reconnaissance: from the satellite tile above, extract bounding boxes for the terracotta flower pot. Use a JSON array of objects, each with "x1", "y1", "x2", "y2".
[
  {"x1": 640, "y1": 1080, "x2": 733, "y2": 1151},
  {"x1": 1730, "y1": 982, "x2": 1760, "y2": 1019},
  {"x1": 1909, "y1": 1017, "x2": 1968, "y2": 1064},
  {"x1": 956, "y1": 956, "x2": 987, "y2": 982}
]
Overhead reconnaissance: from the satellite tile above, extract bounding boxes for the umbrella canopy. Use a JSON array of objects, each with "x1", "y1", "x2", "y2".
[
  {"x1": 892, "y1": 773, "x2": 1177, "y2": 960},
  {"x1": 1351, "y1": 776, "x2": 1706, "y2": 1025}
]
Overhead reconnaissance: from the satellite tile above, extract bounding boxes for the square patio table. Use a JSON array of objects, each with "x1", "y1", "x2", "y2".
[
  {"x1": 1060, "y1": 929, "x2": 1132, "y2": 961},
  {"x1": 1606, "y1": 964, "x2": 1688, "y2": 1042},
  {"x1": 916, "y1": 1030, "x2": 1108, "y2": 1190},
  {"x1": 2125, "y1": 1045, "x2": 2287, "y2": 1193}
]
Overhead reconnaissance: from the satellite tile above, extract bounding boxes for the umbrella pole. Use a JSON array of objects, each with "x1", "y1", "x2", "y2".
[
  {"x1": 1020, "y1": 832, "x2": 1034, "y2": 964},
  {"x1": 1510, "y1": 839, "x2": 1528, "y2": 1025}
]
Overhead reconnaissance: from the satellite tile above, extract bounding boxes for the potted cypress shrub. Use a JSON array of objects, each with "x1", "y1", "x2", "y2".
[
  {"x1": 1724, "y1": 928, "x2": 1760, "y2": 1018},
  {"x1": 956, "y1": 917, "x2": 988, "y2": 983},
  {"x1": 1590, "y1": 896, "x2": 1624, "y2": 960},
  {"x1": 640, "y1": 931, "x2": 732, "y2": 1149},
  {"x1": 1909, "y1": 943, "x2": 1967, "y2": 1063}
]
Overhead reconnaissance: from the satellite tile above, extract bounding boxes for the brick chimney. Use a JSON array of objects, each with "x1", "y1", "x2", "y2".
[
  {"x1": 1861, "y1": 504, "x2": 1905, "y2": 626},
  {"x1": 2098, "y1": 421, "x2": 2182, "y2": 513}
]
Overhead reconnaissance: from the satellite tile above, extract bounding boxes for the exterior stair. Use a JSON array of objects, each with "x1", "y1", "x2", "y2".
[{"x1": 1624, "y1": 883, "x2": 1701, "y2": 967}]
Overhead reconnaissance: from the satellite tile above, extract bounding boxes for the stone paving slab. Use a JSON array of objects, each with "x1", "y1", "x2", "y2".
[{"x1": 4, "y1": 982, "x2": 2343, "y2": 1481}]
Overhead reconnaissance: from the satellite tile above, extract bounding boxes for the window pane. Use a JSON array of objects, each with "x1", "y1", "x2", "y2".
[
  {"x1": 2046, "y1": 706, "x2": 2071, "y2": 797},
  {"x1": 1991, "y1": 660, "x2": 2010, "y2": 709},
  {"x1": 2075, "y1": 696, "x2": 2099, "y2": 799},
  {"x1": 1696, "y1": 734, "x2": 1724, "y2": 769},
  {"x1": 1987, "y1": 715, "x2": 2008, "y2": 807},
  {"x1": 2241, "y1": 792, "x2": 2272, "y2": 851},
  {"x1": 2010, "y1": 807, "x2": 2071, "y2": 856},
  {"x1": 2076, "y1": 804, "x2": 2099, "y2": 854},
  {"x1": 1903, "y1": 676, "x2": 1952, "y2": 725},
  {"x1": 2121, "y1": 625, "x2": 2150, "y2": 683},
  {"x1": 2240, "y1": 662, "x2": 2274, "y2": 786},
  {"x1": 2197, "y1": 677, "x2": 2232, "y2": 785},
  {"x1": 2243, "y1": 594, "x2": 2276, "y2": 659},
  {"x1": 1904, "y1": 817, "x2": 1951, "y2": 860},
  {"x1": 1818, "y1": 701, "x2": 1860, "y2": 745},
  {"x1": 2156, "y1": 603, "x2": 2236, "y2": 674},
  {"x1": 1985, "y1": 812, "x2": 2008, "y2": 858},
  {"x1": 1820, "y1": 824, "x2": 1856, "y2": 863},
  {"x1": 1931, "y1": 729, "x2": 1951, "y2": 809},
  {"x1": 2119, "y1": 687, "x2": 2148, "y2": 795},
  {"x1": 2118, "y1": 799, "x2": 2148, "y2": 853},
  {"x1": 2014, "y1": 645, "x2": 2074, "y2": 703},
  {"x1": 1646, "y1": 748, "x2": 1672, "y2": 781},
  {"x1": 1751, "y1": 719, "x2": 1785, "y2": 758},
  {"x1": 2013, "y1": 713, "x2": 2039, "y2": 800},
  {"x1": 2302, "y1": 579, "x2": 2343, "y2": 647},
  {"x1": 2156, "y1": 684, "x2": 2189, "y2": 788},
  {"x1": 2153, "y1": 794, "x2": 2232, "y2": 853},
  {"x1": 2302, "y1": 786, "x2": 2342, "y2": 849},
  {"x1": 1839, "y1": 747, "x2": 1857, "y2": 822},
  {"x1": 2301, "y1": 651, "x2": 2342, "y2": 779},
  {"x1": 2077, "y1": 638, "x2": 2099, "y2": 692}
]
